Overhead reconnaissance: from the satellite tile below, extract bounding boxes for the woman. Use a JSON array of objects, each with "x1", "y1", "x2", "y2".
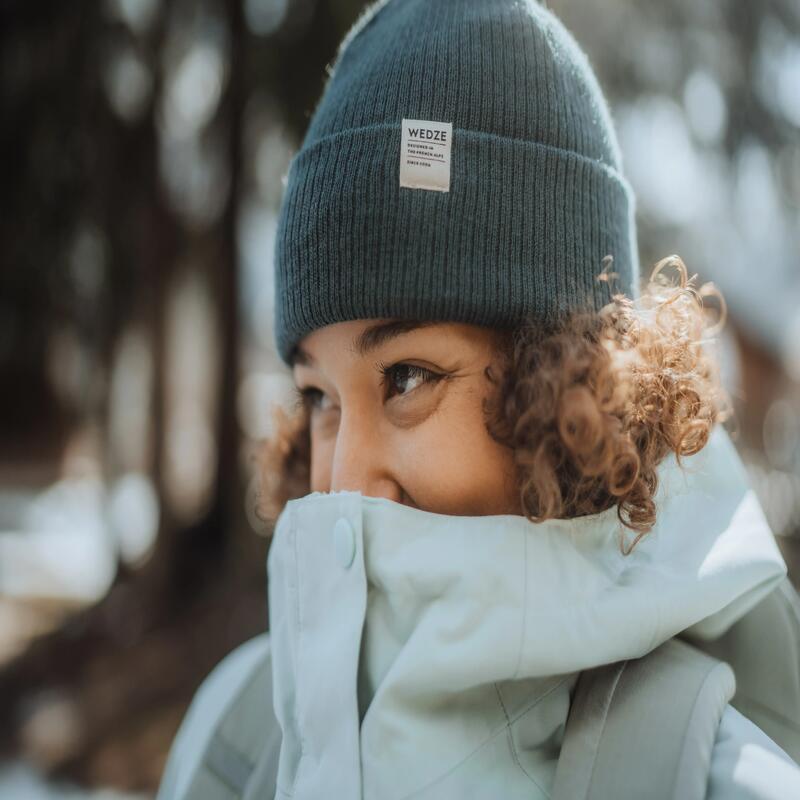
[{"x1": 157, "y1": 1, "x2": 800, "y2": 798}]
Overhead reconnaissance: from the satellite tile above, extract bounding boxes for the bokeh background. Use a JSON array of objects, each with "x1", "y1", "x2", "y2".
[{"x1": 1, "y1": 0, "x2": 799, "y2": 796}]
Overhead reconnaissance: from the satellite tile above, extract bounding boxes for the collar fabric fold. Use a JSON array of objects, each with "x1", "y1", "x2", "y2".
[{"x1": 267, "y1": 426, "x2": 787, "y2": 799}]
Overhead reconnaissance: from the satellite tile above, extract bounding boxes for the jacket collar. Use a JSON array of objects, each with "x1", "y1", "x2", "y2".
[{"x1": 267, "y1": 426, "x2": 786, "y2": 798}]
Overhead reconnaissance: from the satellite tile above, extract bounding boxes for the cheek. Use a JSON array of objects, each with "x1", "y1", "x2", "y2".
[
  {"x1": 398, "y1": 396, "x2": 518, "y2": 515},
  {"x1": 309, "y1": 430, "x2": 335, "y2": 492},
  {"x1": 304, "y1": 389, "x2": 519, "y2": 514}
]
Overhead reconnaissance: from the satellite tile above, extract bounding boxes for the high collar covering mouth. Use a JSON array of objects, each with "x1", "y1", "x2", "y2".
[
  {"x1": 266, "y1": 425, "x2": 786, "y2": 799},
  {"x1": 269, "y1": 424, "x2": 786, "y2": 675}
]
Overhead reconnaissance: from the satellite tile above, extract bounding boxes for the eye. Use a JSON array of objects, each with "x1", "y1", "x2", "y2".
[
  {"x1": 292, "y1": 385, "x2": 334, "y2": 413},
  {"x1": 378, "y1": 361, "x2": 445, "y2": 399},
  {"x1": 291, "y1": 362, "x2": 446, "y2": 414}
]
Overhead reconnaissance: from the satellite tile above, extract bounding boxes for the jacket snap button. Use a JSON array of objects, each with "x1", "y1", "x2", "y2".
[{"x1": 333, "y1": 517, "x2": 356, "y2": 569}]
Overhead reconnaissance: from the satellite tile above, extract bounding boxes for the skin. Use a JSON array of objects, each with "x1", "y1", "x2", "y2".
[{"x1": 290, "y1": 319, "x2": 522, "y2": 516}]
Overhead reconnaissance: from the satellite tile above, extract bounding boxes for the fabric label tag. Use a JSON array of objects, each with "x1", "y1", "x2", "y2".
[{"x1": 399, "y1": 118, "x2": 452, "y2": 192}]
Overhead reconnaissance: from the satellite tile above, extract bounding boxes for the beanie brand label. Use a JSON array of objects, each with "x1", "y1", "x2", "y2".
[{"x1": 400, "y1": 118, "x2": 452, "y2": 192}]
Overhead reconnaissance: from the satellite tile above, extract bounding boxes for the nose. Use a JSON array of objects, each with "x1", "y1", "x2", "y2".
[{"x1": 329, "y1": 408, "x2": 403, "y2": 503}]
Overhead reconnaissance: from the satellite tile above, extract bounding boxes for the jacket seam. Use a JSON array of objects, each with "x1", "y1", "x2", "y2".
[
  {"x1": 508, "y1": 675, "x2": 573, "y2": 726},
  {"x1": 399, "y1": 677, "x2": 570, "y2": 799},
  {"x1": 673, "y1": 661, "x2": 732, "y2": 800},
  {"x1": 583, "y1": 662, "x2": 627, "y2": 795},
  {"x1": 494, "y1": 684, "x2": 551, "y2": 797}
]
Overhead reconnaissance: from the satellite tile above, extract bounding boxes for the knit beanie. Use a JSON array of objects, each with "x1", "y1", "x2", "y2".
[{"x1": 273, "y1": 0, "x2": 640, "y2": 366}]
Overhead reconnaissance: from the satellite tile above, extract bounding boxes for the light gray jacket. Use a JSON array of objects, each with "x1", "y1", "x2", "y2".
[{"x1": 158, "y1": 427, "x2": 800, "y2": 798}]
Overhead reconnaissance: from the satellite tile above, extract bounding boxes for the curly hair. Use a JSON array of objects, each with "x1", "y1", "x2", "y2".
[{"x1": 256, "y1": 255, "x2": 730, "y2": 555}]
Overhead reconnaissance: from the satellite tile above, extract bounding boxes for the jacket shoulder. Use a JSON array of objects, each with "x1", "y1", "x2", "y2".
[
  {"x1": 706, "y1": 704, "x2": 800, "y2": 800},
  {"x1": 156, "y1": 632, "x2": 272, "y2": 800}
]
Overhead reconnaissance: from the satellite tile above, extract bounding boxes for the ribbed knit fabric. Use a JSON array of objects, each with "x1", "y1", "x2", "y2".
[{"x1": 273, "y1": 0, "x2": 640, "y2": 366}]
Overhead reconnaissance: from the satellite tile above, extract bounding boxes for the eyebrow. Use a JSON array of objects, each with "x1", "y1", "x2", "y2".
[{"x1": 291, "y1": 320, "x2": 441, "y2": 367}]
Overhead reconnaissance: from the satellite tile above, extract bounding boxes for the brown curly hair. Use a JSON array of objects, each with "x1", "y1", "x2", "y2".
[{"x1": 256, "y1": 255, "x2": 730, "y2": 554}]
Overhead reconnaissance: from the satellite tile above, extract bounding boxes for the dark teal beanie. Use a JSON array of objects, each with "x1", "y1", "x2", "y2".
[{"x1": 273, "y1": 0, "x2": 640, "y2": 366}]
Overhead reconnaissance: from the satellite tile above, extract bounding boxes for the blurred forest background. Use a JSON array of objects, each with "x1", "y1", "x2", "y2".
[{"x1": 1, "y1": 0, "x2": 799, "y2": 796}]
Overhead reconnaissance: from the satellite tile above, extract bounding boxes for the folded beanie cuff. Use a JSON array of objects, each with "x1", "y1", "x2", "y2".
[{"x1": 275, "y1": 122, "x2": 640, "y2": 366}]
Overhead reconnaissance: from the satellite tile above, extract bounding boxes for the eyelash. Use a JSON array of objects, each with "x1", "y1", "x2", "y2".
[
  {"x1": 377, "y1": 360, "x2": 444, "y2": 397},
  {"x1": 293, "y1": 362, "x2": 445, "y2": 412}
]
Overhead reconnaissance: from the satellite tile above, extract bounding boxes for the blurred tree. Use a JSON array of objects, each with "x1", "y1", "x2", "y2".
[{"x1": 0, "y1": 0, "x2": 255, "y2": 790}]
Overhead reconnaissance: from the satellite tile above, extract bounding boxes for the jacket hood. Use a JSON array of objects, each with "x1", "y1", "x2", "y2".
[{"x1": 266, "y1": 425, "x2": 787, "y2": 798}]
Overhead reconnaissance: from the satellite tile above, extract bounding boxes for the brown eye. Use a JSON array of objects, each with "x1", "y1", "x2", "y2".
[
  {"x1": 293, "y1": 385, "x2": 334, "y2": 413},
  {"x1": 379, "y1": 362, "x2": 444, "y2": 399}
]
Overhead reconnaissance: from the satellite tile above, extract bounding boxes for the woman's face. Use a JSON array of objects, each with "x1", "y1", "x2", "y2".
[{"x1": 291, "y1": 319, "x2": 521, "y2": 516}]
